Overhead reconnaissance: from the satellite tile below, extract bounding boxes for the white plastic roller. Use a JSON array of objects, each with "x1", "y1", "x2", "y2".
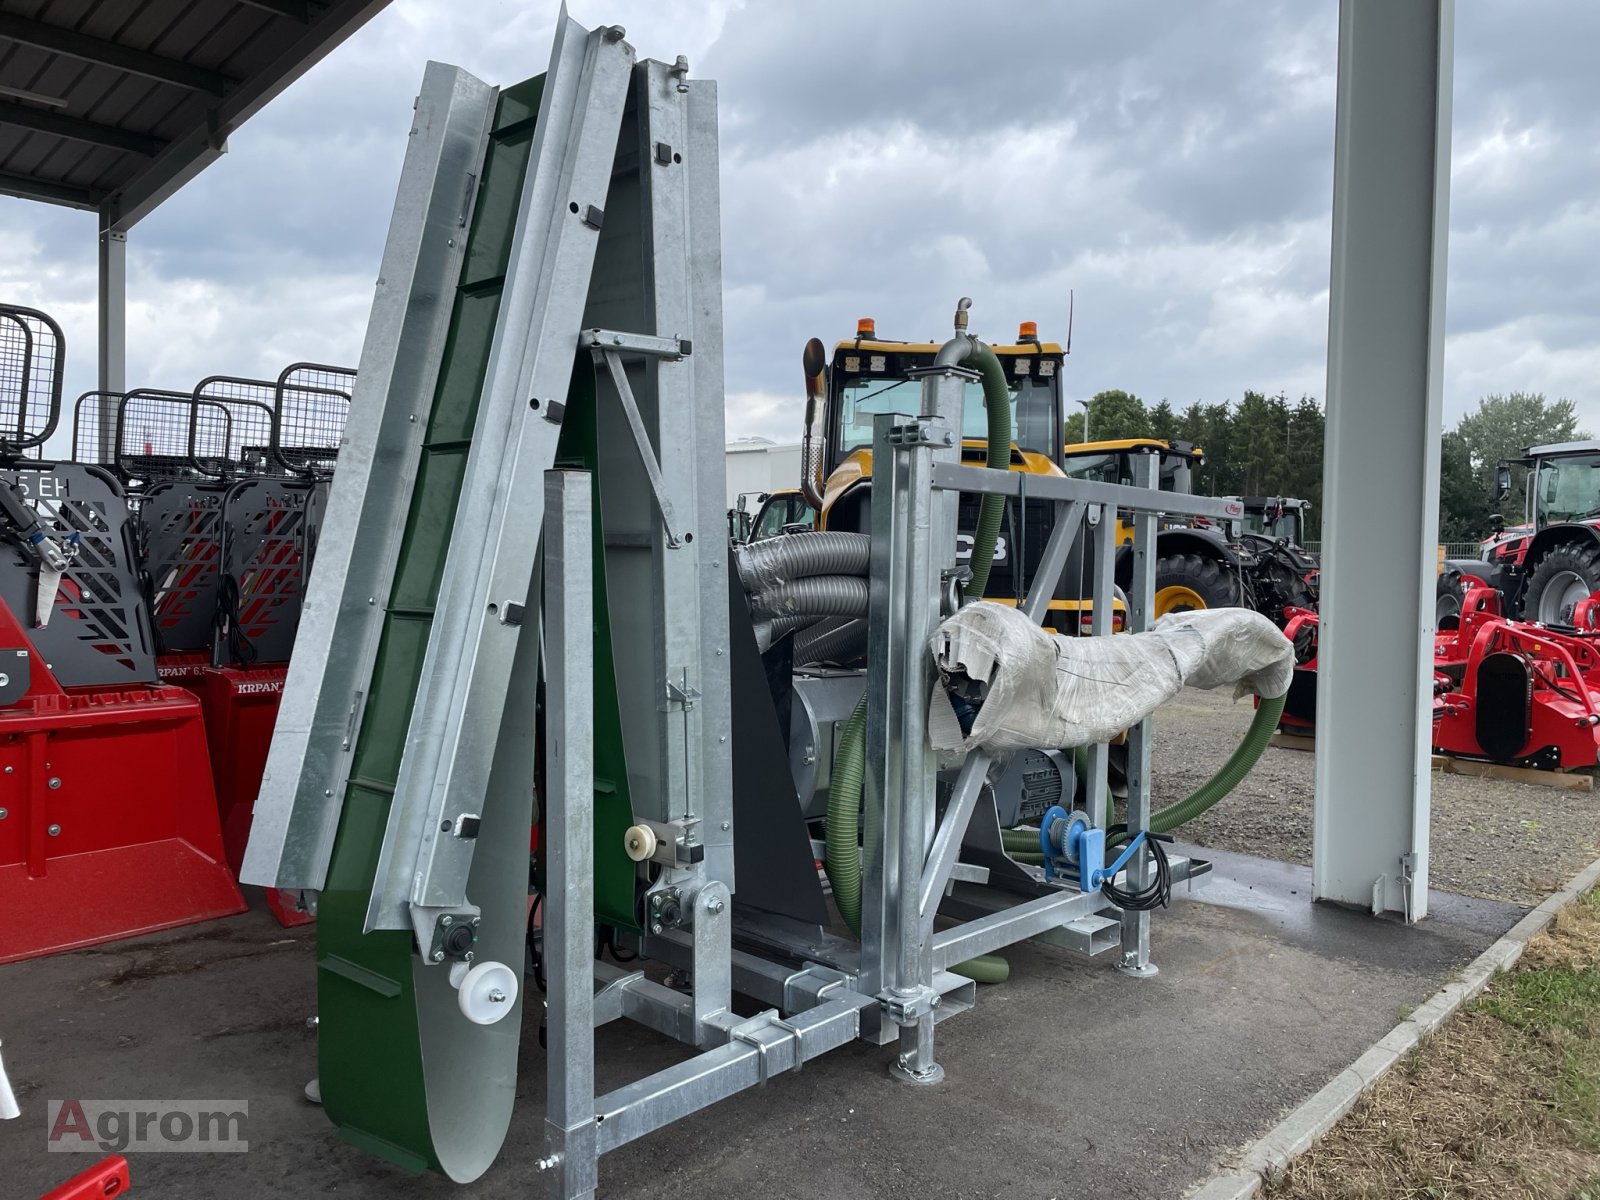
[
  {"x1": 448, "y1": 961, "x2": 519, "y2": 1025},
  {"x1": 623, "y1": 823, "x2": 658, "y2": 862}
]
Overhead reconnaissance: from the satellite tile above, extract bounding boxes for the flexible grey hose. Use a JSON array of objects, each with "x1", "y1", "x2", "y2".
[
  {"x1": 748, "y1": 575, "x2": 869, "y2": 619},
  {"x1": 794, "y1": 618, "x2": 868, "y2": 666},
  {"x1": 752, "y1": 614, "x2": 821, "y2": 652},
  {"x1": 735, "y1": 531, "x2": 871, "y2": 592}
]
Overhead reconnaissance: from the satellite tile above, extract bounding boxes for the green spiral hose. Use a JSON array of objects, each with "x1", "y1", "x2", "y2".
[
  {"x1": 824, "y1": 695, "x2": 869, "y2": 933},
  {"x1": 964, "y1": 341, "x2": 1010, "y2": 599},
  {"x1": 1111, "y1": 692, "x2": 1287, "y2": 846}
]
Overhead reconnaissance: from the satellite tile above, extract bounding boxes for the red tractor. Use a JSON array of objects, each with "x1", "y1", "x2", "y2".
[{"x1": 1442, "y1": 441, "x2": 1600, "y2": 625}]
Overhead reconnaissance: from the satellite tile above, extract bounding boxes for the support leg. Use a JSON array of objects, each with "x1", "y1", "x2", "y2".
[
  {"x1": 1118, "y1": 457, "x2": 1159, "y2": 978},
  {"x1": 890, "y1": 1012, "x2": 944, "y2": 1086},
  {"x1": 542, "y1": 470, "x2": 598, "y2": 1199}
]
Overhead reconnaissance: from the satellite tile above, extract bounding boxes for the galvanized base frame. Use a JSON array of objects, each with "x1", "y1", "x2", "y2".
[{"x1": 240, "y1": 18, "x2": 1248, "y2": 1198}]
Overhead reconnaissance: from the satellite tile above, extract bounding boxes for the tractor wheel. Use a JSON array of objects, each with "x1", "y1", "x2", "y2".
[
  {"x1": 1435, "y1": 572, "x2": 1466, "y2": 626},
  {"x1": 1153, "y1": 553, "x2": 1241, "y2": 616},
  {"x1": 1522, "y1": 541, "x2": 1600, "y2": 625}
]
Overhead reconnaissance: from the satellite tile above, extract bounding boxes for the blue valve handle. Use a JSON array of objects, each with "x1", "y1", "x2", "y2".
[{"x1": 1091, "y1": 830, "x2": 1147, "y2": 890}]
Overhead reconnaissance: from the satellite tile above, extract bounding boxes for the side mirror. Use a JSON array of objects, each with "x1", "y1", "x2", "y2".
[
  {"x1": 1493, "y1": 463, "x2": 1512, "y2": 502},
  {"x1": 1489, "y1": 513, "x2": 1506, "y2": 533},
  {"x1": 802, "y1": 337, "x2": 827, "y2": 387}
]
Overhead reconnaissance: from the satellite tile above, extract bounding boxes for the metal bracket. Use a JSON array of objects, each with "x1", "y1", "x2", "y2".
[
  {"x1": 664, "y1": 677, "x2": 700, "y2": 710},
  {"x1": 880, "y1": 985, "x2": 940, "y2": 1026},
  {"x1": 410, "y1": 904, "x2": 481, "y2": 965},
  {"x1": 578, "y1": 328, "x2": 688, "y2": 360},
  {"x1": 885, "y1": 416, "x2": 954, "y2": 451},
  {"x1": 582, "y1": 328, "x2": 689, "y2": 548}
]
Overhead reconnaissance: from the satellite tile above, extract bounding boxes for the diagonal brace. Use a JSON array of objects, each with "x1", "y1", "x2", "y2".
[{"x1": 583, "y1": 328, "x2": 687, "y2": 549}]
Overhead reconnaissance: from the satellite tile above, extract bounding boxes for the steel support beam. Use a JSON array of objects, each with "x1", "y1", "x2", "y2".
[
  {"x1": 0, "y1": 14, "x2": 235, "y2": 95},
  {"x1": 0, "y1": 170, "x2": 99, "y2": 209},
  {"x1": 237, "y1": 0, "x2": 313, "y2": 20},
  {"x1": 96, "y1": 227, "x2": 126, "y2": 464},
  {"x1": 0, "y1": 99, "x2": 164, "y2": 155},
  {"x1": 544, "y1": 469, "x2": 598, "y2": 1200},
  {"x1": 1314, "y1": 0, "x2": 1453, "y2": 920},
  {"x1": 1118, "y1": 453, "x2": 1158, "y2": 976}
]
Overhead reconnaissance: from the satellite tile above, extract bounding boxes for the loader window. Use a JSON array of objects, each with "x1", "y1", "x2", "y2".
[
  {"x1": 838, "y1": 378, "x2": 1016, "y2": 454},
  {"x1": 1533, "y1": 455, "x2": 1600, "y2": 525},
  {"x1": 838, "y1": 377, "x2": 1062, "y2": 464}
]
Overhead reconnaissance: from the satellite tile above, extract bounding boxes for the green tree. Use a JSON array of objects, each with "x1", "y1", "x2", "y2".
[
  {"x1": 1148, "y1": 399, "x2": 1178, "y2": 442},
  {"x1": 1064, "y1": 389, "x2": 1149, "y2": 446},
  {"x1": 1438, "y1": 429, "x2": 1486, "y2": 542},
  {"x1": 1455, "y1": 392, "x2": 1586, "y2": 523},
  {"x1": 1286, "y1": 395, "x2": 1324, "y2": 539}
]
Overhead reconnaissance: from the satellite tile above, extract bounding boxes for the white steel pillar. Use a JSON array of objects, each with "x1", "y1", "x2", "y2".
[
  {"x1": 1313, "y1": 0, "x2": 1453, "y2": 920},
  {"x1": 96, "y1": 224, "x2": 127, "y2": 462}
]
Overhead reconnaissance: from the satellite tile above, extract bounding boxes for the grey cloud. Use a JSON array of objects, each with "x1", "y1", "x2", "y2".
[{"x1": 2, "y1": 0, "x2": 1598, "y2": 445}]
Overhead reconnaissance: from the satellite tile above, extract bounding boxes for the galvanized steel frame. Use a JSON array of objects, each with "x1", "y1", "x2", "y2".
[
  {"x1": 241, "y1": 61, "x2": 499, "y2": 890},
  {"x1": 365, "y1": 20, "x2": 635, "y2": 932}
]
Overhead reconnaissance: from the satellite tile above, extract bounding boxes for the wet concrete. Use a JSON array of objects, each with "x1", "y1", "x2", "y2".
[{"x1": 0, "y1": 848, "x2": 1524, "y2": 1200}]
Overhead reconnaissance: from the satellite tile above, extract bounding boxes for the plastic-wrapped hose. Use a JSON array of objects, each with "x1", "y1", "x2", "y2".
[
  {"x1": 735, "y1": 531, "x2": 871, "y2": 592},
  {"x1": 748, "y1": 575, "x2": 869, "y2": 619},
  {"x1": 794, "y1": 618, "x2": 868, "y2": 666}
]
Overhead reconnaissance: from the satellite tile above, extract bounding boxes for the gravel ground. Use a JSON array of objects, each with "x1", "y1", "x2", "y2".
[{"x1": 1151, "y1": 687, "x2": 1600, "y2": 905}]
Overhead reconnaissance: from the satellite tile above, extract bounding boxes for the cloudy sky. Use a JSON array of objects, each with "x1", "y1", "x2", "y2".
[{"x1": 2, "y1": 0, "x2": 1597, "y2": 451}]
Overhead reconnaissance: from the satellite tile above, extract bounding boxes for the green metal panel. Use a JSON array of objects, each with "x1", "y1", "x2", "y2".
[
  {"x1": 315, "y1": 76, "x2": 545, "y2": 1175},
  {"x1": 311, "y1": 65, "x2": 646, "y2": 1174}
]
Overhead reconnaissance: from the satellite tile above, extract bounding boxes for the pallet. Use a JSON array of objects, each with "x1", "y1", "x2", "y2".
[
  {"x1": 1270, "y1": 733, "x2": 1317, "y2": 753},
  {"x1": 1268, "y1": 732, "x2": 1595, "y2": 791},
  {"x1": 1430, "y1": 755, "x2": 1594, "y2": 792}
]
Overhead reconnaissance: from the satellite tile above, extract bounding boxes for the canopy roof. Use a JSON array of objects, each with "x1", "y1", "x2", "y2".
[{"x1": 0, "y1": 0, "x2": 390, "y2": 230}]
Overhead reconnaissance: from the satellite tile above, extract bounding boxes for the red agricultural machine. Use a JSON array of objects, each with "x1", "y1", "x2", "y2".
[
  {"x1": 0, "y1": 302, "x2": 351, "y2": 961},
  {"x1": 1281, "y1": 576, "x2": 1600, "y2": 771}
]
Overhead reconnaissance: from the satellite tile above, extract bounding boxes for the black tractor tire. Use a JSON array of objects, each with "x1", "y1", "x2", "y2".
[
  {"x1": 1522, "y1": 541, "x2": 1600, "y2": 625},
  {"x1": 1153, "y1": 553, "x2": 1241, "y2": 617},
  {"x1": 1435, "y1": 572, "x2": 1466, "y2": 626}
]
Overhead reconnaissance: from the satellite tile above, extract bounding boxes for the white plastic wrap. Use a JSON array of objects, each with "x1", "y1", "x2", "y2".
[{"x1": 927, "y1": 602, "x2": 1294, "y2": 754}]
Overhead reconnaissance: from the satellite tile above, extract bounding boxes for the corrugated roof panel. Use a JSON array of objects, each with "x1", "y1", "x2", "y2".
[{"x1": 0, "y1": 0, "x2": 394, "y2": 221}]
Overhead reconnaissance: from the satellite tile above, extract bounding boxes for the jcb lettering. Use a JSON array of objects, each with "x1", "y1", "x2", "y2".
[{"x1": 954, "y1": 534, "x2": 1008, "y2": 564}]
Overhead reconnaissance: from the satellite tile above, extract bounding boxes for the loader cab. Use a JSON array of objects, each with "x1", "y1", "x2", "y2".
[
  {"x1": 1059, "y1": 439, "x2": 1204, "y2": 495},
  {"x1": 818, "y1": 319, "x2": 1066, "y2": 534}
]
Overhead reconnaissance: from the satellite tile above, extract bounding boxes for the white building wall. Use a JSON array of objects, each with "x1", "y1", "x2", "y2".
[{"x1": 725, "y1": 441, "x2": 802, "y2": 508}]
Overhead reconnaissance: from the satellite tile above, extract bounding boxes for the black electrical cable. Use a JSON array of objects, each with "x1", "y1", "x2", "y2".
[
  {"x1": 1100, "y1": 825, "x2": 1173, "y2": 911},
  {"x1": 526, "y1": 891, "x2": 547, "y2": 994},
  {"x1": 604, "y1": 926, "x2": 639, "y2": 963},
  {"x1": 214, "y1": 573, "x2": 259, "y2": 665}
]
